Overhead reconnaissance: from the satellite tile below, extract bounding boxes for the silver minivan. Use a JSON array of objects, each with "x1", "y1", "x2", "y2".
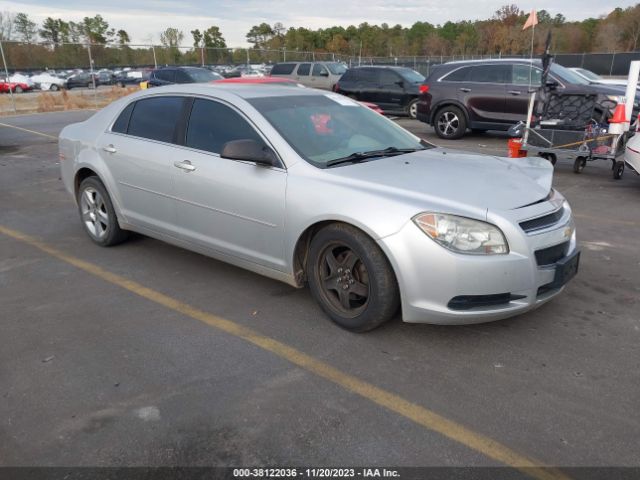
[{"x1": 269, "y1": 61, "x2": 347, "y2": 90}]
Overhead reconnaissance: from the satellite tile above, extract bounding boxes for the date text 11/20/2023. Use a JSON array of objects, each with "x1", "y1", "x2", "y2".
[{"x1": 232, "y1": 468, "x2": 400, "y2": 478}]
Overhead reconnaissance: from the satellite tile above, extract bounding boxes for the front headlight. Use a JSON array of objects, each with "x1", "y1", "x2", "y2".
[{"x1": 413, "y1": 213, "x2": 509, "y2": 255}]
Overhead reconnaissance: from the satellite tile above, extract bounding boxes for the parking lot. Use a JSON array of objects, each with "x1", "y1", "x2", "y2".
[{"x1": 1, "y1": 111, "x2": 639, "y2": 476}]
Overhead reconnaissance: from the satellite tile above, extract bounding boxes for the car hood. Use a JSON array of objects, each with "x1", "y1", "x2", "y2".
[{"x1": 325, "y1": 148, "x2": 553, "y2": 212}]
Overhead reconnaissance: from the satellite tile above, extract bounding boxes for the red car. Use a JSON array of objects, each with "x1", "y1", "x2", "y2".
[
  {"x1": 0, "y1": 80, "x2": 31, "y2": 93},
  {"x1": 213, "y1": 76, "x2": 384, "y2": 114}
]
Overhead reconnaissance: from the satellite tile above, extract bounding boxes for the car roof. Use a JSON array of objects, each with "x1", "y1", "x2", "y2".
[
  {"x1": 133, "y1": 83, "x2": 327, "y2": 100},
  {"x1": 443, "y1": 58, "x2": 541, "y2": 66}
]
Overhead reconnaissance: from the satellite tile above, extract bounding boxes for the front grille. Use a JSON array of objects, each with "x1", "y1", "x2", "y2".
[
  {"x1": 447, "y1": 293, "x2": 526, "y2": 311},
  {"x1": 535, "y1": 241, "x2": 570, "y2": 266},
  {"x1": 520, "y1": 207, "x2": 565, "y2": 233}
]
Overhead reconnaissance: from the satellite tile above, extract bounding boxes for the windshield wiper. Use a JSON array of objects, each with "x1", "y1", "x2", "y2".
[{"x1": 326, "y1": 147, "x2": 425, "y2": 167}]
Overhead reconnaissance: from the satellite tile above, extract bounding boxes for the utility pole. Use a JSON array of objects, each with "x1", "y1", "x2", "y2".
[{"x1": 0, "y1": 40, "x2": 16, "y2": 113}]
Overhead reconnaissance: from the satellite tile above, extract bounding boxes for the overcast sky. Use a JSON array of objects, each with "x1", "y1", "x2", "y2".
[{"x1": 1, "y1": 0, "x2": 635, "y2": 47}]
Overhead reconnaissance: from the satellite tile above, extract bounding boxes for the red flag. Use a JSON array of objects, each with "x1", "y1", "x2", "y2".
[{"x1": 522, "y1": 10, "x2": 538, "y2": 30}]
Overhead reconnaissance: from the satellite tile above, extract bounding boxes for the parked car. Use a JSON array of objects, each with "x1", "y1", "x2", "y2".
[
  {"x1": 334, "y1": 66, "x2": 425, "y2": 118},
  {"x1": 114, "y1": 70, "x2": 150, "y2": 88},
  {"x1": 270, "y1": 61, "x2": 347, "y2": 90},
  {"x1": 66, "y1": 72, "x2": 97, "y2": 89},
  {"x1": 569, "y1": 68, "x2": 634, "y2": 88},
  {"x1": 214, "y1": 76, "x2": 384, "y2": 113},
  {"x1": 59, "y1": 84, "x2": 578, "y2": 331},
  {"x1": 417, "y1": 59, "x2": 637, "y2": 139},
  {"x1": 148, "y1": 66, "x2": 223, "y2": 87},
  {"x1": 96, "y1": 71, "x2": 116, "y2": 86},
  {"x1": 0, "y1": 79, "x2": 32, "y2": 93},
  {"x1": 31, "y1": 72, "x2": 66, "y2": 91}
]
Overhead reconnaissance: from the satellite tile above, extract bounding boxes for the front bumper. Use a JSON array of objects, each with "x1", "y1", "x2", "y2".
[{"x1": 379, "y1": 200, "x2": 578, "y2": 324}]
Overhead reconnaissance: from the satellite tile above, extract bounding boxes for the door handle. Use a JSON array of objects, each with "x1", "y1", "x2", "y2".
[
  {"x1": 459, "y1": 87, "x2": 471, "y2": 93},
  {"x1": 508, "y1": 90, "x2": 521, "y2": 95},
  {"x1": 102, "y1": 144, "x2": 117, "y2": 154},
  {"x1": 173, "y1": 160, "x2": 196, "y2": 172}
]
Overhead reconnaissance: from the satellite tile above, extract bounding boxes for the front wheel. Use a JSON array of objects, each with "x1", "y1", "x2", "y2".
[
  {"x1": 308, "y1": 223, "x2": 399, "y2": 332},
  {"x1": 50, "y1": 84, "x2": 59, "y2": 91},
  {"x1": 15, "y1": 86, "x2": 23, "y2": 93},
  {"x1": 613, "y1": 161, "x2": 625, "y2": 180},
  {"x1": 434, "y1": 106, "x2": 467, "y2": 139},
  {"x1": 77, "y1": 177, "x2": 129, "y2": 246},
  {"x1": 573, "y1": 156, "x2": 586, "y2": 174}
]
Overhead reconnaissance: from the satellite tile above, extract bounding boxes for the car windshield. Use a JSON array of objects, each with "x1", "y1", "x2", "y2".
[
  {"x1": 398, "y1": 68, "x2": 425, "y2": 83},
  {"x1": 189, "y1": 69, "x2": 222, "y2": 82},
  {"x1": 550, "y1": 64, "x2": 590, "y2": 85},
  {"x1": 325, "y1": 63, "x2": 347, "y2": 75},
  {"x1": 575, "y1": 68, "x2": 601, "y2": 81},
  {"x1": 249, "y1": 94, "x2": 431, "y2": 168}
]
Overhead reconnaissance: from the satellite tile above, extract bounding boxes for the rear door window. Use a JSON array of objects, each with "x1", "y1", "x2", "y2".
[
  {"x1": 271, "y1": 63, "x2": 296, "y2": 75},
  {"x1": 296, "y1": 63, "x2": 311, "y2": 76},
  {"x1": 468, "y1": 65, "x2": 510, "y2": 83},
  {"x1": 186, "y1": 98, "x2": 264, "y2": 155},
  {"x1": 175, "y1": 70, "x2": 192, "y2": 83},
  {"x1": 378, "y1": 69, "x2": 401, "y2": 87},
  {"x1": 312, "y1": 64, "x2": 328, "y2": 77},
  {"x1": 127, "y1": 96, "x2": 185, "y2": 143}
]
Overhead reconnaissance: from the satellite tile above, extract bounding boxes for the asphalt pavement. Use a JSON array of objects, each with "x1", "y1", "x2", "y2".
[{"x1": 1, "y1": 111, "x2": 639, "y2": 476}]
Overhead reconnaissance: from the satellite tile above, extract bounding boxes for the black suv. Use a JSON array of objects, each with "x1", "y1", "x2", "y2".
[
  {"x1": 148, "y1": 66, "x2": 223, "y2": 87},
  {"x1": 417, "y1": 59, "x2": 631, "y2": 139},
  {"x1": 335, "y1": 66, "x2": 425, "y2": 118}
]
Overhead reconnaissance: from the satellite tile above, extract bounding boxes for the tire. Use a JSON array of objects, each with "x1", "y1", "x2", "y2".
[
  {"x1": 307, "y1": 223, "x2": 399, "y2": 332},
  {"x1": 406, "y1": 99, "x2": 419, "y2": 119},
  {"x1": 77, "y1": 177, "x2": 129, "y2": 247},
  {"x1": 613, "y1": 161, "x2": 624, "y2": 180},
  {"x1": 50, "y1": 84, "x2": 59, "y2": 91},
  {"x1": 434, "y1": 105, "x2": 467, "y2": 140},
  {"x1": 15, "y1": 86, "x2": 23, "y2": 93},
  {"x1": 573, "y1": 156, "x2": 586, "y2": 174}
]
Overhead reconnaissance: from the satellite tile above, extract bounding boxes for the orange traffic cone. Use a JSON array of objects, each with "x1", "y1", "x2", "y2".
[
  {"x1": 609, "y1": 102, "x2": 629, "y2": 135},
  {"x1": 609, "y1": 103, "x2": 628, "y2": 124}
]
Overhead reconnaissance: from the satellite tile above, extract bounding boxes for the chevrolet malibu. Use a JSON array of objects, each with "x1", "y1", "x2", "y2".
[{"x1": 59, "y1": 84, "x2": 580, "y2": 332}]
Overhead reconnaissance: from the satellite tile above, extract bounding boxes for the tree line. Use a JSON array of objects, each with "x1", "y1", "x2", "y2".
[{"x1": 0, "y1": 5, "x2": 638, "y2": 70}]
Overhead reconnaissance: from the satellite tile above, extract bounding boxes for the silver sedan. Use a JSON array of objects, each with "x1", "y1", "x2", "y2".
[{"x1": 59, "y1": 84, "x2": 579, "y2": 332}]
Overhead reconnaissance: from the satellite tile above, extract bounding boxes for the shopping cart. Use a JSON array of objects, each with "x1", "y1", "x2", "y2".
[{"x1": 520, "y1": 92, "x2": 628, "y2": 179}]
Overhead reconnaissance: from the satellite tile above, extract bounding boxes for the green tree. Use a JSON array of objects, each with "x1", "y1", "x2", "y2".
[
  {"x1": 203, "y1": 26, "x2": 226, "y2": 48},
  {"x1": 191, "y1": 29, "x2": 203, "y2": 48},
  {"x1": 14, "y1": 12, "x2": 37, "y2": 43},
  {"x1": 81, "y1": 14, "x2": 114, "y2": 44},
  {"x1": 246, "y1": 23, "x2": 274, "y2": 48},
  {"x1": 116, "y1": 29, "x2": 130, "y2": 45}
]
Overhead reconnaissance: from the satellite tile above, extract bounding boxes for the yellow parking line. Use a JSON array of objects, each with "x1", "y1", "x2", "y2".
[
  {"x1": 0, "y1": 121, "x2": 57, "y2": 140},
  {"x1": 0, "y1": 224, "x2": 570, "y2": 480}
]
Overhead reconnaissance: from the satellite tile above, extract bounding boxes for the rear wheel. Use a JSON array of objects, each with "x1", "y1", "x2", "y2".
[
  {"x1": 50, "y1": 84, "x2": 59, "y2": 91},
  {"x1": 434, "y1": 105, "x2": 467, "y2": 140},
  {"x1": 77, "y1": 177, "x2": 129, "y2": 246},
  {"x1": 15, "y1": 85, "x2": 23, "y2": 93},
  {"x1": 308, "y1": 223, "x2": 399, "y2": 332},
  {"x1": 573, "y1": 156, "x2": 586, "y2": 174},
  {"x1": 613, "y1": 161, "x2": 625, "y2": 180},
  {"x1": 539, "y1": 153, "x2": 557, "y2": 166},
  {"x1": 406, "y1": 99, "x2": 419, "y2": 119}
]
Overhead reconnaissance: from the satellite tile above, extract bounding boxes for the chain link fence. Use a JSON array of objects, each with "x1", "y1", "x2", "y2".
[{"x1": 0, "y1": 40, "x2": 637, "y2": 76}]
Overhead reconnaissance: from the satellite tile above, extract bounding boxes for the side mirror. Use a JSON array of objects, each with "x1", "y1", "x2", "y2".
[
  {"x1": 220, "y1": 139, "x2": 277, "y2": 167},
  {"x1": 545, "y1": 80, "x2": 559, "y2": 89},
  {"x1": 395, "y1": 80, "x2": 405, "y2": 88}
]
